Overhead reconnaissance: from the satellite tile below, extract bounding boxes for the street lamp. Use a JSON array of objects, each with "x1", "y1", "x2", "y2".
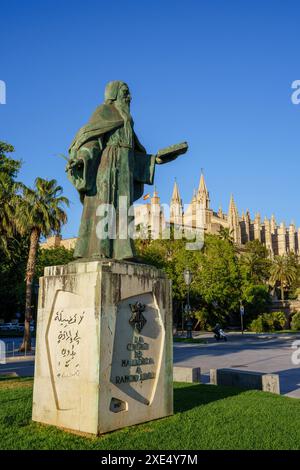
[
  {"x1": 240, "y1": 302, "x2": 244, "y2": 334},
  {"x1": 183, "y1": 268, "x2": 193, "y2": 339}
]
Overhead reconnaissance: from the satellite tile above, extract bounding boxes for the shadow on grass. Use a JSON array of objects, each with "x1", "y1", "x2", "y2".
[
  {"x1": 174, "y1": 383, "x2": 243, "y2": 413},
  {"x1": 0, "y1": 376, "x2": 33, "y2": 382},
  {"x1": 0, "y1": 376, "x2": 19, "y2": 382}
]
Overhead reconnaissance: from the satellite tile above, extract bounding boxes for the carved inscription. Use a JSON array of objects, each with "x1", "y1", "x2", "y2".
[
  {"x1": 115, "y1": 335, "x2": 156, "y2": 384},
  {"x1": 54, "y1": 310, "x2": 85, "y2": 378}
]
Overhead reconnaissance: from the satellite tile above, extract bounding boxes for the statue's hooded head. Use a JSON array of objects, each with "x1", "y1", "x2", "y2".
[
  {"x1": 105, "y1": 80, "x2": 133, "y2": 145},
  {"x1": 104, "y1": 81, "x2": 131, "y2": 106}
]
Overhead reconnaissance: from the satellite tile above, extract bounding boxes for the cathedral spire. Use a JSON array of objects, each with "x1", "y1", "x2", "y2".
[
  {"x1": 228, "y1": 194, "x2": 241, "y2": 244},
  {"x1": 170, "y1": 179, "x2": 183, "y2": 226},
  {"x1": 270, "y1": 214, "x2": 276, "y2": 234},
  {"x1": 192, "y1": 188, "x2": 197, "y2": 202},
  {"x1": 198, "y1": 172, "x2": 208, "y2": 194},
  {"x1": 229, "y1": 194, "x2": 238, "y2": 214},
  {"x1": 171, "y1": 179, "x2": 181, "y2": 203},
  {"x1": 197, "y1": 171, "x2": 210, "y2": 208}
]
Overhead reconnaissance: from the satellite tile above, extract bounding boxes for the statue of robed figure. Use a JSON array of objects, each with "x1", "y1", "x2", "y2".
[{"x1": 67, "y1": 80, "x2": 188, "y2": 260}]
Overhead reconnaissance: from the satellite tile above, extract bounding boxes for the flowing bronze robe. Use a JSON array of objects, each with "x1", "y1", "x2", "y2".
[{"x1": 67, "y1": 103, "x2": 156, "y2": 259}]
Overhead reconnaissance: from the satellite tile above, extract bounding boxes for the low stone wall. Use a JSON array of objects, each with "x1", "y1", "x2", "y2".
[
  {"x1": 210, "y1": 368, "x2": 280, "y2": 394},
  {"x1": 271, "y1": 300, "x2": 300, "y2": 314},
  {"x1": 271, "y1": 300, "x2": 300, "y2": 328},
  {"x1": 173, "y1": 366, "x2": 201, "y2": 383}
]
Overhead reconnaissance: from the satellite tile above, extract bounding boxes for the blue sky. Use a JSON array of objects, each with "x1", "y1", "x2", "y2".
[{"x1": 0, "y1": 0, "x2": 299, "y2": 237}]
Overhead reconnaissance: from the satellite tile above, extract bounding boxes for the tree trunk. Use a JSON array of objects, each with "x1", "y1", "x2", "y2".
[
  {"x1": 19, "y1": 228, "x2": 40, "y2": 352},
  {"x1": 281, "y1": 284, "x2": 285, "y2": 301}
]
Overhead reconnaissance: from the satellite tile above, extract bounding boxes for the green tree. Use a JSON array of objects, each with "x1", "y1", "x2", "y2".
[
  {"x1": 137, "y1": 233, "x2": 242, "y2": 328},
  {"x1": 136, "y1": 233, "x2": 201, "y2": 323},
  {"x1": 241, "y1": 284, "x2": 271, "y2": 324},
  {"x1": 218, "y1": 227, "x2": 234, "y2": 244},
  {"x1": 0, "y1": 236, "x2": 29, "y2": 321},
  {"x1": 240, "y1": 240, "x2": 271, "y2": 284},
  {"x1": 0, "y1": 142, "x2": 22, "y2": 251},
  {"x1": 35, "y1": 246, "x2": 74, "y2": 279},
  {"x1": 269, "y1": 255, "x2": 298, "y2": 301},
  {"x1": 0, "y1": 142, "x2": 21, "y2": 178},
  {"x1": 194, "y1": 235, "x2": 241, "y2": 325},
  {"x1": 17, "y1": 178, "x2": 69, "y2": 351},
  {"x1": 0, "y1": 142, "x2": 28, "y2": 321},
  {"x1": 285, "y1": 253, "x2": 300, "y2": 299}
]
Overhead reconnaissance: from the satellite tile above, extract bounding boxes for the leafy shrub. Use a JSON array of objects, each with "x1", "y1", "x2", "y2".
[
  {"x1": 242, "y1": 284, "x2": 271, "y2": 325},
  {"x1": 249, "y1": 316, "x2": 269, "y2": 333},
  {"x1": 291, "y1": 312, "x2": 300, "y2": 331},
  {"x1": 194, "y1": 309, "x2": 211, "y2": 331},
  {"x1": 249, "y1": 311, "x2": 286, "y2": 333},
  {"x1": 268, "y1": 311, "x2": 286, "y2": 330},
  {"x1": 295, "y1": 288, "x2": 300, "y2": 300}
]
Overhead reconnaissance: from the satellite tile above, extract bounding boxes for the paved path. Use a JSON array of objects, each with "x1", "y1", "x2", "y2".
[
  {"x1": 0, "y1": 358, "x2": 35, "y2": 377},
  {"x1": 174, "y1": 333, "x2": 300, "y2": 398},
  {"x1": 0, "y1": 337, "x2": 35, "y2": 377}
]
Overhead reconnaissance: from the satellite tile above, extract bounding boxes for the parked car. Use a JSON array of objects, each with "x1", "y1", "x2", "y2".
[
  {"x1": 0, "y1": 323, "x2": 16, "y2": 331},
  {"x1": 16, "y1": 324, "x2": 25, "y2": 332},
  {"x1": 0, "y1": 322, "x2": 34, "y2": 334}
]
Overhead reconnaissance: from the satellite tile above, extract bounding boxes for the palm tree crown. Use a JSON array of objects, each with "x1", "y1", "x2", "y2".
[
  {"x1": 17, "y1": 177, "x2": 69, "y2": 237},
  {"x1": 269, "y1": 255, "x2": 297, "y2": 300}
]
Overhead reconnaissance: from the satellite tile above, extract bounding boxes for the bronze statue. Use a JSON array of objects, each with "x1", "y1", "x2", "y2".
[{"x1": 67, "y1": 80, "x2": 187, "y2": 260}]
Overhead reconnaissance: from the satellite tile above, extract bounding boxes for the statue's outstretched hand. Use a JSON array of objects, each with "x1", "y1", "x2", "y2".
[
  {"x1": 155, "y1": 141, "x2": 188, "y2": 165},
  {"x1": 155, "y1": 154, "x2": 178, "y2": 164}
]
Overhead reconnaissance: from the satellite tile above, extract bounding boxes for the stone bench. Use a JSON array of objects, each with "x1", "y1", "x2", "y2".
[
  {"x1": 173, "y1": 366, "x2": 201, "y2": 383},
  {"x1": 210, "y1": 368, "x2": 280, "y2": 394}
]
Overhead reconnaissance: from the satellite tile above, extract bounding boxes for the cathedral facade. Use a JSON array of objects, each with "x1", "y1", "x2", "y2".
[{"x1": 169, "y1": 173, "x2": 300, "y2": 256}]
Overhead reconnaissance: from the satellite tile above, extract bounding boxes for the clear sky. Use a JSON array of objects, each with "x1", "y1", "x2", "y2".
[{"x1": 1, "y1": 0, "x2": 299, "y2": 238}]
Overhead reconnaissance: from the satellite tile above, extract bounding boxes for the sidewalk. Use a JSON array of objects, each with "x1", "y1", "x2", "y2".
[{"x1": 6, "y1": 355, "x2": 35, "y2": 363}]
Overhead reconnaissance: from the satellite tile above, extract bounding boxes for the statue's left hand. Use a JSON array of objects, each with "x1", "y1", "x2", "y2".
[
  {"x1": 155, "y1": 141, "x2": 188, "y2": 165},
  {"x1": 155, "y1": 154, "x2": 178, "y2": 164}
]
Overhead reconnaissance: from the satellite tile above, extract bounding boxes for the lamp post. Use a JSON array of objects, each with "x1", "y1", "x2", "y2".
[
  {"x1": 183, "y1": 268, "x2": 193, "y2": 339},
  {"x1": 240, "y1": 302, "x2": 244, "y2": 334}
]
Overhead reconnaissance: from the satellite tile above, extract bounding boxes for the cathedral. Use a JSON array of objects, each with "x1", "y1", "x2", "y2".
[
  {"x1": 167, "y1": 173, "x2": 300, "y2": 256},
  {"x1": 41, "y1": 172, "x2": 300, "y2": 256}
]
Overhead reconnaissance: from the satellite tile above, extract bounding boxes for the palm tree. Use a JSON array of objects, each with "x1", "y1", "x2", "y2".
[
  {"x1": 241, "y1": 252, "x2": 260, "y2": 279},
  {"x1": 17, "y1": 178, "x2": 69, "y2": 351},
  {"x1": 0, "y1": 169, "x2": 22, "y2": 253},
  {"x1": 219, "y1": 227, "x2": 234, "y2": 244},
  {"x1": 240, "y1": 251, "x2": 271, "y2": 284},
  {"x1": 269, "y1": 255, "x2": 297, "y2": 301},
  {"x1": 0, "y1": 146, "x2": 24, "y2": 265}
]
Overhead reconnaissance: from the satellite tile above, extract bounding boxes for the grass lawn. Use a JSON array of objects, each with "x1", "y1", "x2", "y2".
[{"x1": 1, "y1": 377, "x2": 300, "y2": 450}]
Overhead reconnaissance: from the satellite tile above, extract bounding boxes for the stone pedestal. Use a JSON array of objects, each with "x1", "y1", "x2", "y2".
[{"x1": 32, "y1": 260, "x2": 173, "y2": 435}]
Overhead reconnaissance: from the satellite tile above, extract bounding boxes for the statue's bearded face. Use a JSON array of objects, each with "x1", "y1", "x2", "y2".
[
  {"x1": 114, "y1": 83, "x2": 133, "y2": 142},
  {"x1": 117, "y1": 84, "x2": 131, "y2": 107}
]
